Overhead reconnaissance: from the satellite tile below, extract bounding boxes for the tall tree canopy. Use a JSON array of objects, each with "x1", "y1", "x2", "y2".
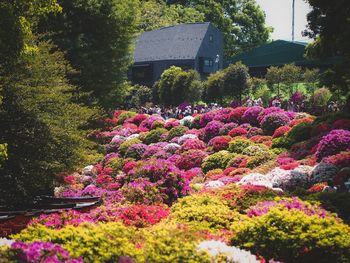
[
  {"x1": 139, "y1": 0, "x2": 204, "y2": 32},
  {"x1": 38, "y1": 0, "x2": 140, "y2": 108},
  {"x1": 303, "y1": 0, "x2": 350, "y2": 96},
  {"x1": 166, "y1": 0, "x2": 272, "y2": 56}
]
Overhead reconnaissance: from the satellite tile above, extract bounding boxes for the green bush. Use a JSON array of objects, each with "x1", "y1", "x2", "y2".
[
  {"x1": 231, "y1": 207, "x2": 350, "y2": 263},
  {"x1": 171, "y1": 194, "x2": 242, "y2": 230},
  {"x1": 228, "y1": 138, "x2": 254, "y2": 154},
  {"x1": 142, "y1": 128, "x2": 167, "y2": 145},
  {"x1": 105, "y1": 157, "x2": 125, "y2": 176},
  {"x1": 166, "y1": 125, "x2": 188, "y2": 141},
  {"x1": 117, "y1": 111, "x2": 137, "y2": 125},
  {"x1": 202, "y1": 151, "x2": 235, "y2": 173},
  {"x1": 247, "y1": 151, "x2": 275, "y2": 169},
  {"x1": 287, "y1": 122, "x2": 313, "y2": 142},
  {"x1": 118, "y1": 138, "x2": 142, "y2": 155},
  {"x1": 272, "y1": 136, "x2": 294, "y2": 148},
  {"x1": 157, "y1": 66, "x2": 203, "y2": 106}
]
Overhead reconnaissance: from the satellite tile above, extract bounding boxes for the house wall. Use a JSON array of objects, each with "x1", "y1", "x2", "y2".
[
  {"x1": 132, "y1": 59, "x2": 195, "y2": 86},
  {"x1": 196, "y1": 24, "x2": 224, "y2": 77}
]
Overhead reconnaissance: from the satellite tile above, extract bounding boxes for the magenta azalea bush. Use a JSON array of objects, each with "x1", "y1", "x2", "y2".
[{"x1": 316, "y1": 129, "x2": 350, "y2": 161}]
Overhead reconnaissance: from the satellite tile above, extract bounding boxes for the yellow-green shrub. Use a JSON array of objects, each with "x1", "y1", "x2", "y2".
[
  {"x1": 227, "y1": 138, "x2": 253, "y2": 154},
  {"x1": 202, "y1": 151, "x2": 235, "y2": 173},
  {"x1": 141, "y1": 222, "x2": 211, "y2": 263},
  {"x1": 171, "y1": 194, "x2": 242, "y2": 230},
  {"x1": 12, "y1": 222, "x2": 144, "y2": 263},
  {"x1": 230, "y1": 207, "x2": 350, "y2": 263}
]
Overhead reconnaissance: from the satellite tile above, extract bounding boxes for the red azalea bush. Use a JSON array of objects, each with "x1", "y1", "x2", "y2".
[
  {"x1": 289, "y1": 117, "x2": 314, "y2": 127},
  {"x1": 322, "y1": 151, "x2": 350, "y2": 168},
  {"x1": 332, "y1": 119, "x2": 350, "y2": 130},
  {"x1": 117, "y1": 204, "x2": 169, "y2": 227},
  {"x1": 272, "y1": 125, "x2": 291, "y2": 138},
  {"x1": 208, "y1": 136, "x2": 231, "y2": 151},
  {"x1": 229, "y1": 107, "x2": 247, "y2": 123},
  {"x1": 179, "y1": 139, "x2": 206, "y2": 152},
  {"x1": 228, "y1": 127, "x2": 247, "y2": 137},
  {"x1": 176, "y1": 150, "x2": 208, "y2": 170}
]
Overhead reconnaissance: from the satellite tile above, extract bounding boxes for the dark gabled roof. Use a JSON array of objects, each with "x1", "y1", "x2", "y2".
[
  {"x1": 225, "y1": 40, "x2": 339, "y2": 68},
  {"x1": 134, "y1": 22, "x2": 210, "y2": 63}
]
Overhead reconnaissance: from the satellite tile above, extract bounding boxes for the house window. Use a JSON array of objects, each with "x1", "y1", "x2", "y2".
[
  {"x1": 209, "y1": 35, "x2": 213, "y2": 43},
  {"x1": 204, "y1": 58, "x2": 213, "y2": 67}
]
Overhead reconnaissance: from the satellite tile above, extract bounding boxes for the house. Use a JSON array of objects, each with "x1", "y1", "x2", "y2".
[
  {"x1": 131, "y1": 22, "x2": 224, "y2": 86},
  {"x1": 225, "y1": 40, "x2": 341, "y2": 77}
]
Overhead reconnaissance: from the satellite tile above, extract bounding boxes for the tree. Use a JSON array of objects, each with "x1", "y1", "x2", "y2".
[
  {"x1": 37, "y1": 0, "x2": 140, "y2": 109},
  {"x1": 266, "y1": 64, "x2": 303, "y2": 97},
  {"x1": 0, "y1": 40, "x2": 100, "y2": 206},
  {"x1": 303, "y1": 0, "x2": 350, "y2": 96},
  {"x1": 139, "y1": 0, "x2": 204, "y2": 32},
  {"x1": 303, "y1": 68, "x2": 319, "y2": 94},
  {"x1": 223, "y1": 62, "x2": 249, "y2": 101},
  {"x1": 205, "y1": 70, "x2": 226, "y2": 103},
  {"x1": 167, "y1": 0, "x2": 272, "y2": 56},
  {"x1": 127, "y1": 85, "x2": 153, "y2": 109},
  {"x1": 157, "y1": 66, "x2": 203, "y2": 106},
  {"x1": 0, "y1": 0, "x2": 61, "y2": 73}
]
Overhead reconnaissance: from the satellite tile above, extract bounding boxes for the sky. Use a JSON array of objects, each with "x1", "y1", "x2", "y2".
[{"x1": 255, "y1": 0, "x2": 312, "y2": 42}]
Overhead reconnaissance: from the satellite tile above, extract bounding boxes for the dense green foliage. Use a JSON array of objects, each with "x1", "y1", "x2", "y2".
[
  {"x1": 304, "y1": 0, "x2": 350, "y2": 97},
  {"x1": 0, "y1": 40, "x2": 100, "y2": 205},
  {"x1": 231, "y1": 207, "x2": 350, "y2": 263},
  {"x1": 205, "y1": 62, "x2": 249, "y2": 102},
  {"x1": 157, "y1": 66, "x2": 203, "y2": 106},
  {"x1": 37, "y1": 0, "x2": 140, "y2": 108},
  {"x1": 139, "y1": 0, "x2": 205, "y2": 32}
]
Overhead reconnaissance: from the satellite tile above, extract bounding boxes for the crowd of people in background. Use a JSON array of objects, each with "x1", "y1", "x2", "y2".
[{"x1": 136, "y1": 96, "x2": 340, "y2": 120}]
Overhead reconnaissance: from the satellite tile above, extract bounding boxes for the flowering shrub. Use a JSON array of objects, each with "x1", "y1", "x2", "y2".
[
  {"x1": 246, "y1": 197, "x2": 330, "y2": 218},
  {"x1": 141, "y1": 128, "x2": 167, "y2": 145},
  {"x1": 316, "y1": 129, "x2": 350, "y2": 161},
  {"x1": 229, "y1": 107, "x2": 247, "y2": 123},
  {"x1": 126, "y1": 159, "x2": 190, "y2": 204},
  {"x1": 219, "y1": 122, "x2": 238, "y2": 135},
  {"x1": 228, "y1": 138, "x2": 253, "y2": 154},
  {"x1": 176, "y1": 150, "x2": 208, "y2": 170},
  {"x1": 118, "y1": 138, "x2": 142, "y2": 155},
  {"x1": 260, "y1": 112, "x2": 290, "y2": 135},
  {"x1": 242, "y1": 106, "x2": 264, "y2": 126},
  {"x1": 166, "y1": 125, "x2": 189, "y2": 141},
  {"x1": 125, "y1": 143, "x2": 148, "y2": 160},
  {"x1": 2, "y1": 241, "x2": 82, "y2": 263},
  {"x1": 246, "y1": 127, "x2": 263, "y2": 138},
  {"x1": 228, "y1": 127, "x2": 247, "y2": 137},
  {"x1": 171, "y1": 194, "x2": 241, "y2": 230},
  {"x1": 208, "y1": 136, "x2": 231, "y2": 151},
  {"x1": 231, "y1": 207, "x2": 350, "y2": 263},
  {"x1": 197, "y1": 240, "x2": 259, "y2": 263},
  {"x1": 202, "y1": 151, "x2": 235, "y2": 173},
  {"x1": 117, "y1": 111, "x2": 137, "y2": 125},
  {"x1": 13, "y1": 223, "x2": 145, "y2": 262},
  {"x1": 323, "y1": 151, "x2": 350, "y2": 169},
  {"x1": 204, "y1": 121, "x2": 224, "y2": 141},
  {"x1": 272, "y1": 125, "x2": 291, "y2": 138},
  {"x1": 179, "y1": 139, "x2": 206, "y2": 152}
]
